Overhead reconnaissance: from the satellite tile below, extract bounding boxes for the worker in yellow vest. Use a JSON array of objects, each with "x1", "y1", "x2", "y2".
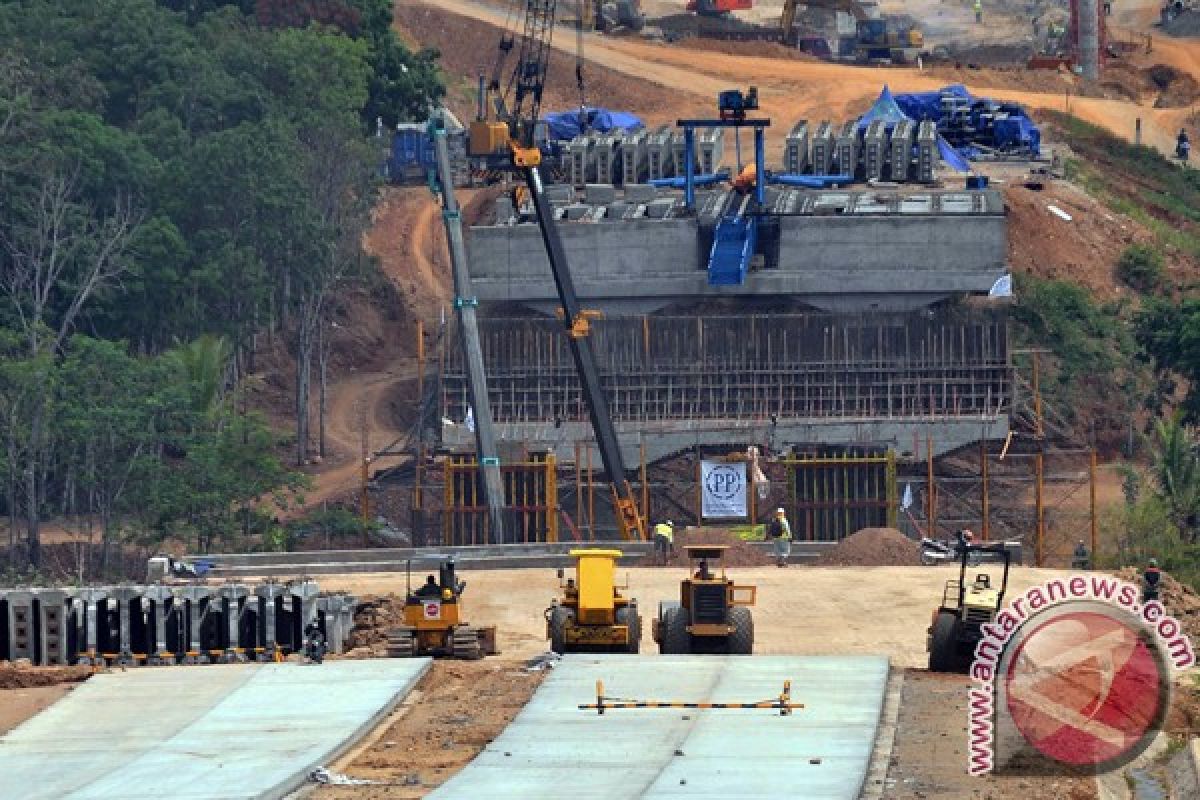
[
  {"x1": 652, "y1": 520, "x2": 675, "y2": 565},
  {"x1": 974, "y1": 0, "x2": 982, "y2": 24}
]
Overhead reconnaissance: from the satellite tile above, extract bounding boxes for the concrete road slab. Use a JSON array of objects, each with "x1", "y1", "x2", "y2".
[
  {"x1": 431, "y1": 654, "x2": 889, "y2": 800},
  {"x1": 0, "y1": 660, "x2": 430, "y2": 800}
]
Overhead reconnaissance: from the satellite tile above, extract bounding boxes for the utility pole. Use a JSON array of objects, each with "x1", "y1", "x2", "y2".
[{"x1": 431, "y1": 125, "x2": 506, "y2": 543}]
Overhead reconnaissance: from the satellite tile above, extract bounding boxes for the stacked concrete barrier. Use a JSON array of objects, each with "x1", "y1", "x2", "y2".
[{"x1": 0, "y1": 582, "x2": 354, "y2": 667}]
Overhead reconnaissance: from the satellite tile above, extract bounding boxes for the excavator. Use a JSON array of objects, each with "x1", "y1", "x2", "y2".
[
  {"x1": 780, "y1": 0, "x2": 922, "y2": 63},
  {"x1": 467, "y1": 0, "x2": 647, "y2": 542}
]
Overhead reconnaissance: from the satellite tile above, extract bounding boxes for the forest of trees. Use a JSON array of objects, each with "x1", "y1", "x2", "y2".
[{"x1": 0, "y1": 0, "x2": 443, "y2": 575}]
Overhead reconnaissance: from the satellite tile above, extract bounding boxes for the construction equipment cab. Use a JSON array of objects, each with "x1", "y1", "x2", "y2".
[
  {"x1": 719, "y1": 87, "x2": 759, "y2": 121},
  {"x1": 687, "y1": 0, "x2": 753, "y2": 15},
  {"x1": 386, "y1": 560, "x2": 498, "y2": 660},
  {"x1": 653, "y1": 546, "x2": 756, "y2": 654},
  {"x1": 546, "y1": 549, "x2": 641, "y2": 653},
  {"x1": 927, "y1": 543, "x2": 1011, "y2": 672}
]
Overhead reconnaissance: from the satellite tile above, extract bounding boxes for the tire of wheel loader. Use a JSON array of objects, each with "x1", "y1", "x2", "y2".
[
  {"x1": 927, "y1": 611, "x2": 961, "y2": 673},
  {"x1": 727, "y1": 606, "x2": 754, "y2": 655},
  {"x1": 660, "y1": 606, "x2": 691, "y2": 655},
  {"x1": 451, "y1": 626, "x2": 483, "y2": 660},
  {"x1": 549, "y1": 606, "x2": 574, "y2": 654},
  {"x1": 616, "y1": 605, "x2": 641, "y2": 654}
]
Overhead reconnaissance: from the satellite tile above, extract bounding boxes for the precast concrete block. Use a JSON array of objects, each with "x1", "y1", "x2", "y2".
[
  {"x1": 36, "y1": 589, "x2": 71, "y2": 666},
  {"x1": 585, "y1": 184, "x2": 617, "y2": 205},
  {"x1": 108, "y1": 586, "x2": 144, "y2": 666},
  {"x1": 567, "y1": 135, "x2": 594, "y2": 187},
  {"x1": 811, "y1": 120, "x2": 835, "y2": 175},
  {"x1": 218, "y1": 584, "x2": 251, "y2": 663},
  {"x1": 916, "y1": 120, "x2": 937, "y2": 183},
  {"x1": 785, "y1": 120, "x2": 810, "y2": 174},
  {"x1": 179, "y1": 585, "x2": 214, "y2": 664},
  {"x1": 0, "y1": 591, "x2": 8, "y2": 662},
  {"x1": 142, "y1": 584, "x2": 181, "y2": 665},
  {"x1": 71, "y1": 587, "x2": 109, "y2": 665},
  {"x1": 698, "y1": 127, "x2": 724, "y2": 175},
  {"x1": 620, "y1": 130, "x2": 648, "y2": 185},
  {"x1": 255, "y1": 582, "x2": 288, "y2": 661},
  {"x1": 863, "y1": 119, "x2": 887, "y2": 182},
  {"x1": 4, "y1": 589, "x2": 34, "y2": 663},
  {"x1": 835, "y1": 120, "x2": 859, "y2": 179},
  {"x1": 317, "y1": 594, "x2": 356, "y2": 654},
  {"x1": 646, "y1": 126, "x2": 674, "y2": 181},
  {"x1": 594, "y1": 134, "x2": 621, "y2": 185},
  {"x1": 889, "y1": 120, "x2": 914, "y2": 182},
  {"x1": 624, "y1": 184, "x2": 656, "y2": 204}
]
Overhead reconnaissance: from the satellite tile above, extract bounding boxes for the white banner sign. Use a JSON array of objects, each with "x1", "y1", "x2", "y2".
[{"x1": 701, "y1": 460, "x2": 747, "y2": 519}]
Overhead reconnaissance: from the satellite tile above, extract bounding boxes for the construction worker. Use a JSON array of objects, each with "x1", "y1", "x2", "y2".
[
  {"x1": 1072, "y1": 540, "x2": 1091, "y2": 570},
  {"x1": 973, "y1": 0, "x2": 982, "y2": 24},
  {"x1": 1143, "y1": 559, "x2": 1162, "y2": 603},
  {"x1": 767, "y1": 507, "x2": 792, "y2": 568},
  {"x1": 956, "y1": 528, "x2": 975, "y2": 554},
  {"x1": 415, "y1": 575, "x2": 441, "y2": 597},
  {"x1": 652, "y1": 520, "x2": 675, "y2": 565}
]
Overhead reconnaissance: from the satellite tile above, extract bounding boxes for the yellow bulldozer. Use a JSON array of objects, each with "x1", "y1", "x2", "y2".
[
  {"x1": 653, "y1": 545, "x2": 756, "y2": 654},
  {"x1": 386, "y1": 560, "x2": 498, "y2": 660},
  {"x1": 546, "y1": 549, "x2": 641, "y2": 653}
]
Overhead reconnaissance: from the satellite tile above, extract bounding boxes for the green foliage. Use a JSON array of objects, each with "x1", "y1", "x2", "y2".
[
  {"x1": 1102, "y1": 421, "x2": 1200, "y2": 590},
  {"x1": 1136, "y1": 296, "x2": 1200, "y2": 422},
  {"x1": 1115, "y1": 244, "x2": 1165, "y2": 293},
  {"x1": 0, "y1": 0, "x2": 439, "y2": 569},
  {"x1": 1151, "y1": 416, "x2": 1200, "y2": 542},
  {"x1": 1011, "y1": 273, "x2": 1139, "y2": 421},
  {"x1": 1045, "y1": 112, "x2": 1200, "y2": 260}
]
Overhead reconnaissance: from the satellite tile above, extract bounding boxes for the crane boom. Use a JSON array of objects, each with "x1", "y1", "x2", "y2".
[{"x1": 470, "y1": 0, "x2": 646, "y2": 540}]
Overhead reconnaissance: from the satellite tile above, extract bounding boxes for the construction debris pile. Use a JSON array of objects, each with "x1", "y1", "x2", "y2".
[
  {"x1": 343, "y1": 594, "x2": 407, "y2": 657},
  {"x1": 815, "y1": 528, "x2": 921, "y2": 567},
  {"x1": 0, "y1": 663, "x2": 92, "y2": 690},
  {"x1": 658, "y1": 529, "x2": 775, "y2": 568},
  {"x1": 1117, "y1": 567, "x2": 1200, "y2": 643}
]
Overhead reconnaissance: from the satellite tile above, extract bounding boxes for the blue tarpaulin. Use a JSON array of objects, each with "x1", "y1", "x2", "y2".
[
  {"x1": 543, "y1": 107, "x2": 644, "y2": 141},
  {"x1": 855, "y1": 85, "x2": 1040, "y2": 169},
  {"x1": 855, "y1": 85, "x2": 912, "y2": 131},
  {"x1": 937, "y1": 138, "x2": 971, "y2": 172},
  {"x1": 890, "y1": 84, "x2": 972, "y2": 122}
]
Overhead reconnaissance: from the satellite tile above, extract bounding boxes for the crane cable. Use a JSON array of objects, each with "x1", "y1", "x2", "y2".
[{"x1": 576, "y1": 0, "x2": 588, "y2": 130}]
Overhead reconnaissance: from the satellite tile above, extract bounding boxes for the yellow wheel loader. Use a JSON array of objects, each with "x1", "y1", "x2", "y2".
[
  {"x1": 545, "y1": 549, "x2": 641, "y2": 653},
  {"x1": 652, "y1": 545, "x2": 756, "y2": 655},
  {"x1": 386, "y1": 560, "x2": 498, "y2": 660}
]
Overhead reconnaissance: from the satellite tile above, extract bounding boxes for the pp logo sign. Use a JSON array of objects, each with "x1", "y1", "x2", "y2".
[
  {"x1": 705, "y1": 465, "x2": 743, "y2": 499},
  {"x1": 423, "y1": 602, "x2": 441, "y2": 620}
]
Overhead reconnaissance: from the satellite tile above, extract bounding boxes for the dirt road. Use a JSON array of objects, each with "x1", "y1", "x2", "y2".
[
  {"x1": 324, "y1": 564, "x2": 1073, "y2": 667},
  {"x1": 284, "y1": 186, "x2": 449, "y2": 517},
  {"x1": 422, "y1": 0, "x2": 1189, "y2": 155}
]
